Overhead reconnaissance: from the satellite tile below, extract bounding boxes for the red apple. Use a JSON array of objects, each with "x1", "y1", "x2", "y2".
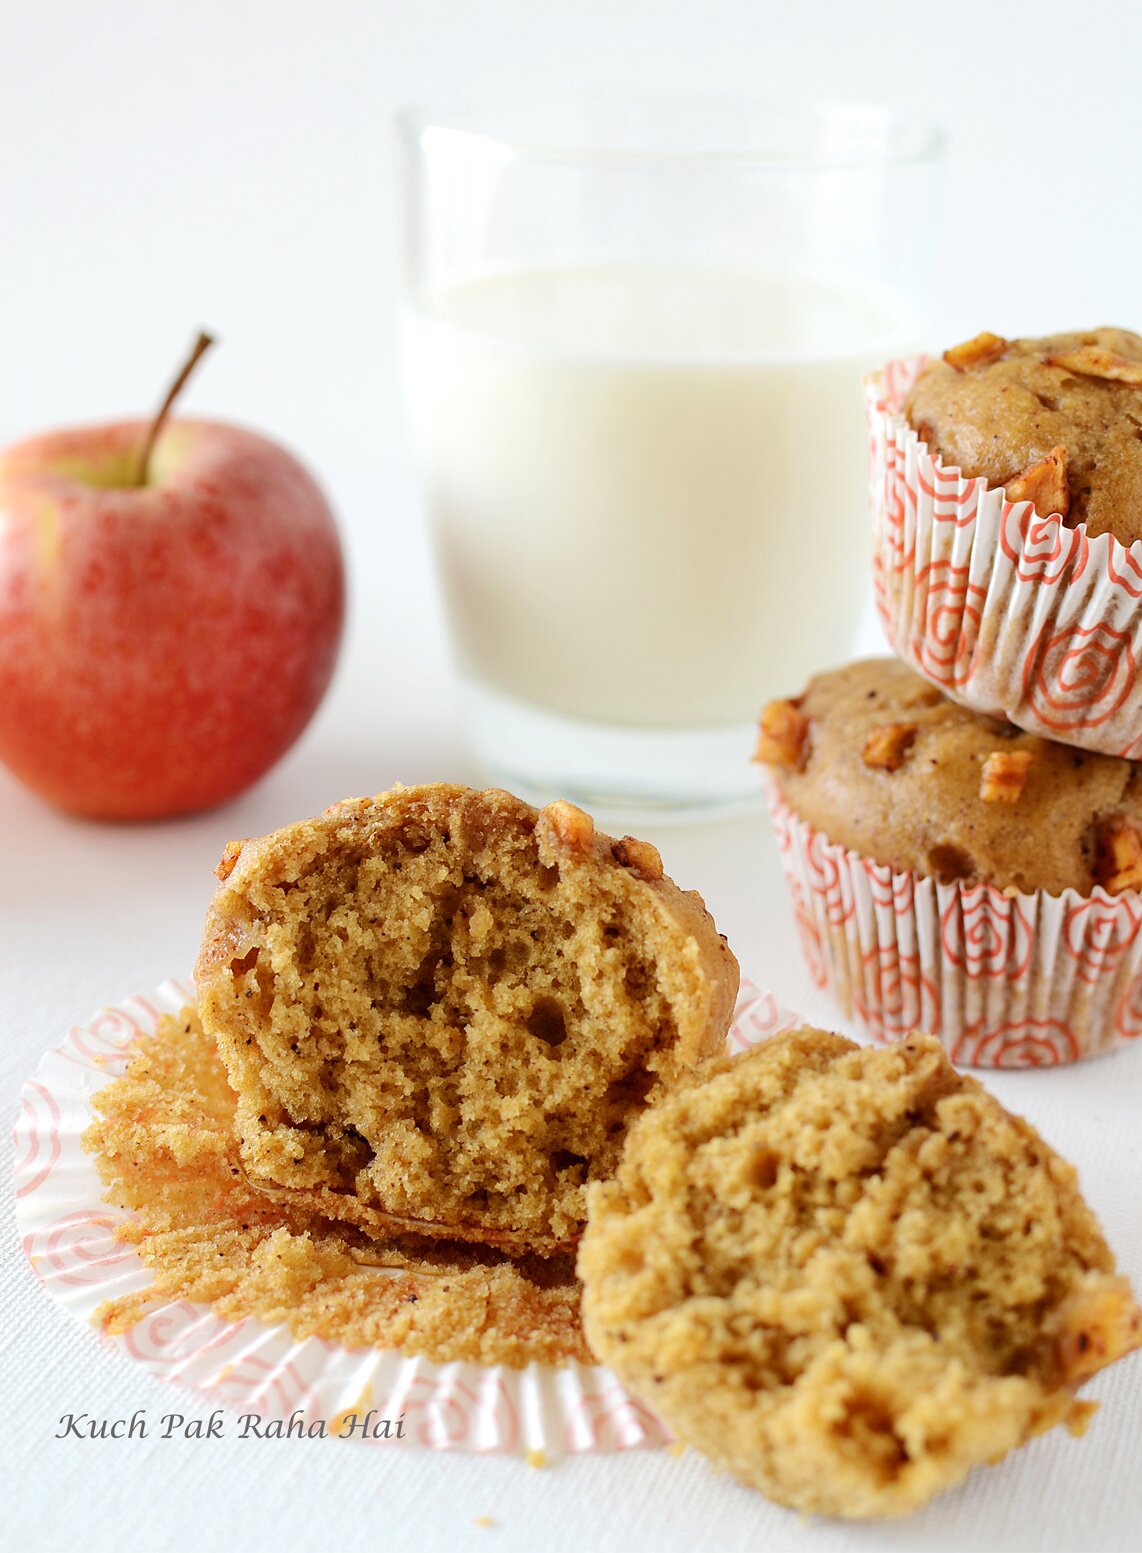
[{"x1": 0, "y1": 408, "x2": 345, "y2": 819}]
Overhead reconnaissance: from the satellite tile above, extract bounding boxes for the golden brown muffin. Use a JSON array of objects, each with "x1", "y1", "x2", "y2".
[
  {"x1": 905, "y1": 327, "x2": 1142, "y2": 542},
  {"x1": 196, "y1": 784, "x2": 738, "y2": 1255},
  {"x1": 756, "y1": 658, "x2": 1142, "y2": 896},
  {"x1": 579, "y1": 1029, "x2": 1141, "y2": 1519}
]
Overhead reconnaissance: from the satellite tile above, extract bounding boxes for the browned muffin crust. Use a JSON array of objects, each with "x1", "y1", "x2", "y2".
[
  {"x1": 579, "y1": 1028, "x2": 1141, "y2": 1518},
  {"x1": 905, "y1": 327, "x2": 1142, "y2": 542},
  {"x1": 757, "y1": 659, "x2": 1142, "y2": 896},
  {"x1": 196, "y1": 784, "x2": 738, "y2": 1254}
]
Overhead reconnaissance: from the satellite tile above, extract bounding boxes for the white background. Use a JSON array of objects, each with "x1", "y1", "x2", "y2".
[
  {"x1": 4, "y1": 0, "x2": 1142, "y2": 477},
  {"x1": 3, "y1": 3, "x2": 1142, "y2": 1552}
]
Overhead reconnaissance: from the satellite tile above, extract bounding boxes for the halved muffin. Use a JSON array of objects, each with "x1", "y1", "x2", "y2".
[
  {"x1": 580, "y1": 1028, "x2": 1141, "y2": 1517},
  {"x1": 196, "y1": 783, "x2": 738, "y2": 1254}
]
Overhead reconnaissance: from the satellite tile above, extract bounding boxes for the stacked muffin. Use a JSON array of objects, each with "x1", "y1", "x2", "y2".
[{"x1": 756, "y1": 329, "x2": 1142, "y2": 1065}]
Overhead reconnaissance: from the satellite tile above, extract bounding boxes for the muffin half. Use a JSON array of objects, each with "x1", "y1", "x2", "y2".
[
  {"x1": 196, "y1": 783, "x2": 738, "y2": 1253},
  {"x1": 580, "y1": 1028, "x2": 1141, "y2": 1517}
]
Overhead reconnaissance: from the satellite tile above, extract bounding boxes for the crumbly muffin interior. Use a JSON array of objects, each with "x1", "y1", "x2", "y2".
[
  {"x1": 580, "y1": 1030, "x2": 1141, "y2": 1518},
  {"x1": 83, "y1": 1008, "x2": 590, "y2": 1368},
  {"x1": 198, "y1": 787, "x2": 733, "y2": 1247}
]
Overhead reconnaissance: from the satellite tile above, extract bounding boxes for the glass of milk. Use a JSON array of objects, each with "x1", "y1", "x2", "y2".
[{"x1": 398, "y1": 96, "x2": 944, "y2": 814}]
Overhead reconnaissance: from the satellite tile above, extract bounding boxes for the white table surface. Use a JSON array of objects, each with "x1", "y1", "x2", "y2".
[{"x1": 3, "y1": 469, "x2": 1140, "y2": 1553}]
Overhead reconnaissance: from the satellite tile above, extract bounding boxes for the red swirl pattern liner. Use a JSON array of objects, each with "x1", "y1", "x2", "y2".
[
  {"x1": 868, "y1": 357, "x2": 1142, "y2": 757},
  {"x1": 14, "y1": 976, "x2": 800, "y2": 1454},
  {"x1": 766, "y1": 783, "x2": 1142, "y2": 1066}
]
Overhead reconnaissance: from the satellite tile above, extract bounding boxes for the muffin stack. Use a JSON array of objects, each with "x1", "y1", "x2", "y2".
[{"x1": 756, "y1": 329, "x2": 1142, "y2": 1065}]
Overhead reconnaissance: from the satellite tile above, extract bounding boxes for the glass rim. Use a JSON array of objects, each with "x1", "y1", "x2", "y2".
[{"x1": 395, "y1": 92, "x2": 946, "y2": 171}]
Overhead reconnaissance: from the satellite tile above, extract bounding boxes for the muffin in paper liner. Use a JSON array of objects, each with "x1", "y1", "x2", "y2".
[
  {"x1": 867, "y1": 355, "x2": 1142, "y2": 758},
  {"x1": 13, "y1": 974, "x2": 799, "y2": 1455},
  {"x1": 765, "y1": 781, "x2": 1142, "y2": 1066}
]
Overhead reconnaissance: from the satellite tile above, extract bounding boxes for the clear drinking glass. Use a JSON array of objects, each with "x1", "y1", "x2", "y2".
[{"x1": 398, "y1": 95, "x2": 944, "y2": 814}]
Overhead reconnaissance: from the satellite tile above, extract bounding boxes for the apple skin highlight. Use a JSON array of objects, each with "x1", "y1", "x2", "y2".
[{"x1": 0, "y1": 418, "x2": 345, "y2": 819}]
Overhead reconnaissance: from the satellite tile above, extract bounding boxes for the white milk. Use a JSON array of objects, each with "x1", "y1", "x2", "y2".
[{"x1": 406, "y1": 265, "x2": 910, "y2": 729}]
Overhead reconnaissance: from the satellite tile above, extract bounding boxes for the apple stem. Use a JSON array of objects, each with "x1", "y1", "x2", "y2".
[{"x1": 135, "y1": 330, "x2": 217, "y2": 486}]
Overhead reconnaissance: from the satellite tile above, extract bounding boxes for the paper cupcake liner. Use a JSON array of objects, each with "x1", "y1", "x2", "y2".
[
  {"x1": 868, "y1": 356, "x2": 1142, "y2": 758},
  {"x1": 766, "y1": 784, "x2": 1142, "y2": 1066},
  {"x1": 14, "y1": 975, "x2": 800, "y2": 1454}
]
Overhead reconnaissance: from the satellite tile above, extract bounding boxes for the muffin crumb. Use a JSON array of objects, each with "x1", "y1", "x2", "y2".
[
  {"x1": 82, "y1": 1008, "x2": 592, "y2": 1368},
  {"x1": 195, "y1": 784, "x2": 738, "y2": 1253},
  {"x1": 580, "y1": 1028, "x2": 1141, "y2": 1519}
]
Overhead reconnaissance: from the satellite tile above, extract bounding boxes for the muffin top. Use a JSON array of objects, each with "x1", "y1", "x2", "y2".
[
  {"x1": 756, "y1": 658, "x2": 1142, "y2": 896},
  {"x1": 905, "y1": 327, "x2": 1142, "y2": 543},
  {"x1": 579, "y1": 1027, "x2": 1140, "y2": 1518}
]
